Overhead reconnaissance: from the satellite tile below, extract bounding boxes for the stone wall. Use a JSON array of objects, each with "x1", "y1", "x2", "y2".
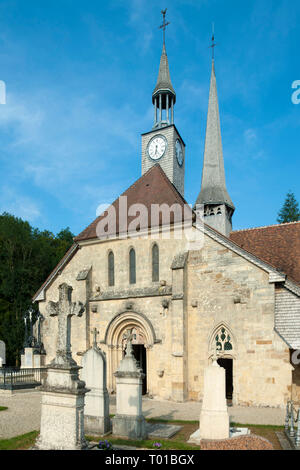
[
  {"x1": 39, "y1": 230, "x2": 189, "y2": 400},
  {"x1": 38, "y1": 227, "x2": 295, "y2": 407},
  {"x1": 186, "y1": 234, "x2": 292, "y2": 408}
]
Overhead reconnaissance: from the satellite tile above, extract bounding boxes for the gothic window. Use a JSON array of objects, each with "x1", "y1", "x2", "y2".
[
  {"x1": 108, "y1": 251, "x2": 114, "y2": 287},
  {"x1": 214, "y1": 326, "x2": 233, "y2": 352},
  {"x1": 210, "y1": 208, "x2": 215, "y2": 216},
  {"x1": 152, "y1": 244, "x2": 159, "y2": 282},
  {"x1": 129, "y1": 248, "x2": 136, "y2": 284}
]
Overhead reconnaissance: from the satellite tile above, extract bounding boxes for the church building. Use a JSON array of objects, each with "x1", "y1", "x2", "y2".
[{"x1": 33, "y1": 29, "x2": 300, "y2": 408}]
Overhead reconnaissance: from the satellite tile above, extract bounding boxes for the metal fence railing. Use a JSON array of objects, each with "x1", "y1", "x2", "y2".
[
  {"x1": 0, "y1": 367, "x2": 47, "y2": 390},
  {"x1": 285, "y1": 400, "x2": 300, "y2": 449}
]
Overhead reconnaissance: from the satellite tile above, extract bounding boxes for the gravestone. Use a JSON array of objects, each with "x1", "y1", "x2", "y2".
[
  {"x1": 112, "y1": 328, "x2": 147, "y2": 440},
  {"x1": 188, "y1": 348, "x2": 230, "y2": 444},
  {"x1": 0, "y1": 340, "x2": 5, "y2": 367},
  {"x1": 21, "y1": 309, "x2": 46, "y2": 369},
  {"x1": 81, "y1": 328, "x2": 111, "y2": 435},
  {"x1": 35, "y1": 283, "x2": 89, "y2": 450}
]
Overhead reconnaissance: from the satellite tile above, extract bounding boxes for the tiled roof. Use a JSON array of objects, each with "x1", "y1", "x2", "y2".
[
  {"x1": 230, "y1": 222, "x2": 300, "y2": 285},
  {"x1": 74, "y1": 164, "x2": 190, "y2": 242}
]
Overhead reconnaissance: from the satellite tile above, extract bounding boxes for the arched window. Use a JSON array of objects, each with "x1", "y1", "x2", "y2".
[
  {"x1": 129, "y1": 248, "x2": 136, "y2": 284},
  {"x1": 152, "y1": 244, "x2": 159, "y2": 282},
  {"x1": 108, "y1": 251, "x2": 115, "y2": 287},
  {"x1": 213, "y1": 326, "x2": 233, "y2": 352}
]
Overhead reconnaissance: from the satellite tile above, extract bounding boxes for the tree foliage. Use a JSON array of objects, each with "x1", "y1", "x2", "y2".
[
  {"x1": 277, "y1": 192, "x2": 300, "y2": 224},
  {"x1": 0, "y1": 213, "x2": 74, "y2": 365}
]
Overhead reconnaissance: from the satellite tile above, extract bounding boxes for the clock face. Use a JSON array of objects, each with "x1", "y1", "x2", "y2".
[
  {"x1": 175, "y1": 139, "x2": 183, "y2": 166},
  {"x1": 147, "y1": 135, "x2": 167, "y2": 161}
]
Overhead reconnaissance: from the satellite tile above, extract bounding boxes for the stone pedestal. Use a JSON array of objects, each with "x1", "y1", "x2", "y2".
[
  {"x1": 21, "y1": 348, "x2": 45, "y2": 369},
  {"x1": 36, "y1": 364, "x2": 89, "y2": 450},
  {"x1": 200, "y1": 361, "x2": 229, "y2": 440},
  {"x1": 81, "y1": 345, "x2": 111, "y2": 435},
  {"x1": 188, "y1": 361, "x2": 229, "y2": 444},
  {"x1": 112, "y1": 352, "x2": 147, "y2": 440}
]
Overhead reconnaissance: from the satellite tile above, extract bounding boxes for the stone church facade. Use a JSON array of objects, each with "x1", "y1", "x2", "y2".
[{"x1": 33, "y1": 39, "x2": 300, "y2": 408}]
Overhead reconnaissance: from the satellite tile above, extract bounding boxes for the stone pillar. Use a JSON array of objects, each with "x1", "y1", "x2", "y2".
[
  {"x1": 21, "y1": 347, "x2": 34, "y2": 369},
  {"x1": 35, "y1": 283, "x2": 89, "y2": 450},
  {"x1": 81, "y1": 329, "x2": 111, "y2": 435},
  {"x1": 112, "y1": 329, "x2": 147, "y2": 440},
  {"x1": 170, "y1": 253, "x2": 188, "y2": 402},
  {"x1": 159, "y1": 94, "x2": 162, "y2": 122},
  {"x1": 21, "y1": 347, "x2": 45, "y2": 369},
  {"x1": 199, "y1": 360, "x2": 230, "y2": 440},
  {"x1": 0, "y1": 340, "x2": 6, "y2": 368},
  {"x1": 166, "y1": 94, "x2": 169, "y2": 123}
]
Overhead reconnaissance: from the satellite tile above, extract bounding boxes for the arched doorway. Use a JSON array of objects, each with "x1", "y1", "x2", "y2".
[
  {"x1": 209, "y1": 323, "x2": 236, "y2": 405},
  {"x1": 104, "y1": 311, "x2": 156, "y2": 396}
]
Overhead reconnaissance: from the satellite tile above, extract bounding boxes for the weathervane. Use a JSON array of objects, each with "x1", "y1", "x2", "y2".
[
  {"x1": 159, "y1": 9, "x2": 170, "y2": 46},
  {"x1": 209, "y1": 22, "x2": 218, "y2": 59}
]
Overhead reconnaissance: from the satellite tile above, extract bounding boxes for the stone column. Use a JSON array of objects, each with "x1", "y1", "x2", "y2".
[
  {"x1": 112, "y1": 329, "x2": 147, "y2": 440},
  {"x1": 35, "y1": 283, "x2": 90, "y2": 450},
  {"x1": 188, "y1": 351, "x2": 230, "y2": 445},
  {"x1": 159, "y1": 94, "x2": 162, "y2": 122},
  {"x1": 170, "y1": 253, "x2": 188, "y2": 402},
  {"x1": 199, "y1": 358, "x2": 230, "y2": 440},
  {"x1": 81, "y1": 329, "x2": 111, "y2": 435},
  {"x1": 166, "y1": 94, "x2": 169, "y2": 123}
]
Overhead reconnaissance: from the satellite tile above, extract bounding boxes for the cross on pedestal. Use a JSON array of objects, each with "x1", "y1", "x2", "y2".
[
  {"x1": 91, "y1": 327, "x2": 99, "y2": 349},
  {"x1": 212, "y1": 343, "x2": 220, "y2": 364},
  {"x1": 47, "y1": 283, "x2": 85, "y2": 367},
  {"x1": 123, "y1": 328, "x2": 135, "y2": 358}
]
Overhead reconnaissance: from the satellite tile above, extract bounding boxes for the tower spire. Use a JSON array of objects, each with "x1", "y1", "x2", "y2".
[
  {"x1": 152, "y1": 9, "x2": 176, "y2": 129},
  {"x1": 195, "y1": 41, "x2": 234, "y2": 236}
]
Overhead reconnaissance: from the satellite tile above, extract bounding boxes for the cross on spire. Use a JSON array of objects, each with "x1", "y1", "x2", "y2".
[
  {"x1": 159, "y1": 8, "x2": 170, "y2": 46},
  {"x1": 209, "y1": 22, "x2": 218, "y2": 60}
]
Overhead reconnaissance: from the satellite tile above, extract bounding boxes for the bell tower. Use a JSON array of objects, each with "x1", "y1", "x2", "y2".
[{"x1": 141, "y1": 10, "x2": 185, "y2": 197}]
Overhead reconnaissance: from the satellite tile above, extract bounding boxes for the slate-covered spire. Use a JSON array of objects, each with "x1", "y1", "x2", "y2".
[
  {"x1": 195, "y1": 59, "x2": 235, "y2": 236},
  {"x1": 152, "y1": 42, "x2": 176, "y2": 129},
  {"x1": 152, "y1": 44, "x2": 176, "y2": 99}
]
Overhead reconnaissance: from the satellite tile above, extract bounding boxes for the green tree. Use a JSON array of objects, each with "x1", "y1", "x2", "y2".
[
  {"x1": 277, "y1": 192, "x2": 300, "y2": 224},
  {"x1": 0, "y1": 213, "x2": 74, "y2": 365}
]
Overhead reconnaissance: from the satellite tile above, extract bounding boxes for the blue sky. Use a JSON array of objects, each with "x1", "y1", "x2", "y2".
[{"x1": 0, "y1": 0, "x2": 299, "y2": 235}]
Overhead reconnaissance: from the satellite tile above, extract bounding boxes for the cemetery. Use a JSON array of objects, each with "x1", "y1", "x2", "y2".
[
  {"x1": 0, "y1": 282, "x2": 299, "y2": 451},
  {"x1": 0, "y1": 1, "x2": 300, "y2": 457}
]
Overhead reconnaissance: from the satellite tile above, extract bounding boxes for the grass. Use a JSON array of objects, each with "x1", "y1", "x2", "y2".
[
  {"x1": 231, "y1": 422, "x2": 284, "y2": 430},
  {"x1": 0, "y1": 406, "x2": 8, "y2": 412},
  {"x1": 0, "y1": 431, "x2": 39, "y2": 450},
  {"x1": 0, "y1": 419, "x2": 285, "y2": 451}
]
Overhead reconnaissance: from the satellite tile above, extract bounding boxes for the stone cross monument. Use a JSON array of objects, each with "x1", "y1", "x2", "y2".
[
  {"x1": 112, "y1": 328, "x2": 147, "y2": 440},
  {"x1": 47, "y1": 283, "x2": 85, "y2": 367},
  {"x1": 81, "y1": 327, "x2": 111, "y2": 435},
  {"x1": 36, "y1": 283, "x2": 89, "y2": 450}
]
